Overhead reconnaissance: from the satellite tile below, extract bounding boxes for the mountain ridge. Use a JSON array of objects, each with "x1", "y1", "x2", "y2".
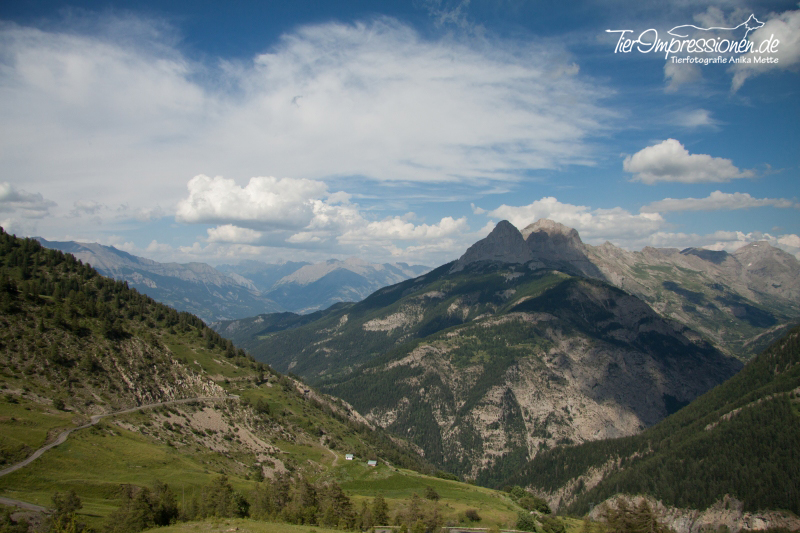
[
  {"x1": 35, "y1": 239, "x2": 429, "y2": 320},
  {"x1": 451, "y1": 219, "x2": 800, "y2": 359}
]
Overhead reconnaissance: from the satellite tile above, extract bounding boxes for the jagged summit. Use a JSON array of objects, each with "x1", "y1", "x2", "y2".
[
  {"x1": 522, "y1": 219, "x2": 588, "y2": 261},
  {"x1": 452, "y1": 219, "x2": 603, "y2": 279},
  {"x1": 450, "y1": 220, "x2": 534, "y2": 272}
]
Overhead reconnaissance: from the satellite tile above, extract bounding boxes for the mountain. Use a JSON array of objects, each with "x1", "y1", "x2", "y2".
[
  {"x1": 35, "y1": 238, "x2": 284, "y2": 323},
  {"x1": 35, "y1": 240, "x2": 430, "y2": 321},
  {"x1": 215, "y1": 221, "x2": 744, "y2": 483},
  {"x1": 216, "y1": 259, "x2": 311, "y2": 292},
  {"x1": 222, "y1": 257, "x2": 430, "y2": 314},
  {"x1": 456, "y1": 219, "x2": 800, "y2": 359},
  {"x1": 1, "y1": 228, "x2": 540, "y2": 532},
  {"x1": 508, "y1": 323, "x2": 800, "y2": 525}
]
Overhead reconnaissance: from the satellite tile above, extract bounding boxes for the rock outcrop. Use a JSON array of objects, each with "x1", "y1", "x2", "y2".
[{"x1": 591, "y1": 495, "x2": 800, "y2": 533}]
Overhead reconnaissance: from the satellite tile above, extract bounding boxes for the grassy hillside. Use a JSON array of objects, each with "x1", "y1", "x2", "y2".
[
  {"x1": 508, "y1": 323, "x2": 800, "y2": 515},
  {"x1": 0, "y1": 228, "x2": 545, "y2": 532}
]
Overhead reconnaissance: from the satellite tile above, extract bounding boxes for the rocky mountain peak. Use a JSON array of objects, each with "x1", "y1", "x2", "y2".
[
  {"x1": 450, "y1": 220, "x2": 534, "y2": 272},
  {"x1": 522, "y1": 218, "x2": 585, "y2": 255}
]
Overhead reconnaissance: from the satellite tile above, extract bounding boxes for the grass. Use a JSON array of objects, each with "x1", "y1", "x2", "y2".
[
  {"x1": 329, "y1": 461, "x2": 522, "y2": 526},
  {"x1": 0, "y1": 417, "x2": 257, "y2": 529},
  {"x1": 145, "y1": 520, "x2": 344, "y2": 533},
  {"x1": 0, "y1": 396, "x2": 76, "y2": 466},
  {"x1": 164, "y1": 337, "x2": 253, "y2": 381}
]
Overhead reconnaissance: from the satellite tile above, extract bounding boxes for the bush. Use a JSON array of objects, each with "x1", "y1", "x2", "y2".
[
  {"x1": 517, "y1": 512, "x2": 537, "y2": 532},
  {"x1": 424, "y1": 486, "x2": 440, "y2": 501},
  {"x1": 465, "y1": 509, "x2": 481, "y2": 522}
]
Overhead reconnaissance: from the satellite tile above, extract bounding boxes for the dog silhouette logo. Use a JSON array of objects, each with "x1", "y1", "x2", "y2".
[{"x1": 668, "y1": 14, "x2": 765, "y2": 39}]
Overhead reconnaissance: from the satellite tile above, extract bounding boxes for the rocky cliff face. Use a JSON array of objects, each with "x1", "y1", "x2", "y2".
[
  {"x1": 451, "y1": 220, "x2": 535, "y2": 272},
  {"x1": 590, "y1": 495, "x2": 800, "y2": 533}
]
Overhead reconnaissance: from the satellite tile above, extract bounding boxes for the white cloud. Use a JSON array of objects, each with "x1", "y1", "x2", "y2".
[
  {"x1": 731, "y1": 8, "x2": 800, "y2": 91},
  {"x1": 176, "y1": 175, "x2": 329, "y2": 230},
  {"x1": 642, "y1": 190, "x2": 798, "y2": 213},
  {"x1": 671, "y1": 109, "x2": 719, "y2": 129},
  {"x1": 174, "y1": 174, "x2": 475, "y2": 262},
  {"x1": 145, "y1": 240, "x2": 173, "y2": 254},
  {"x1": 0, "y1": 182, "x2": 57, "y2": 218},
  {"x1": 339, "y1": 215, "x2": 469, "y2": 243},
  {"x1": 70, "y1": 200, "x2": 105, "y2": 217},
  {"x1": 482, "y1": 197, "x2": 665, "y2": 242},
  {"x1": 0, "y1": 15, "x2": 611, "y2": 225},
  {"x1": 623, "y1": 139, "x2": 754, "y2": 184},
  {"x1": 664, "y1": 61, "x2": 702, "y2": 92},
  {"x1": 206, "y1": 224, "x2": 263, "y2": 244}
]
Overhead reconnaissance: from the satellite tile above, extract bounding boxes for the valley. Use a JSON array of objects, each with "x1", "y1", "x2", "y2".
[{"x1": 3, "y1": 219, "x2": 799, "y2": 533}]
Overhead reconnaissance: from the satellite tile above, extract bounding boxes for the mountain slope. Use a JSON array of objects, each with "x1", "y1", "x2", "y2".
[
  {"x1": 509, "y1": 323, "x2": 800, "y2": 517},
  {"x1": 1, "y1": 228, "x2": 454, "y2": 529},
  {"x1": 586, "y1": 239, "x2": 800, "y2": 359},
  {"x1": 216, "y1": 221, "x2": 742, "y2": 483}
]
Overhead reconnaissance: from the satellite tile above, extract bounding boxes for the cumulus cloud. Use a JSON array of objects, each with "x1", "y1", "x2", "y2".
[
  {"x1": 0, "y1": 182, "x2": 56, "y2": 218},
  {"x1": 339, "y1": 216, "x2": 469, "y2": 244},
  {"x1": 206, "y1": 224, "x2": 263, "y2": 244},
  {"x1": 642, "y1": 191, "x2": 798, "y2": 213},
  {"x1": 731, "y1": 8, "x2": 800, "y2": 91},
  {"x1": 482, "y1": 197, "x2": 665, "y2": 242},
  {"x1": 175, "y1": 174, "x2": 475, "y2": 262},
  {"x1": 623, "y1": 139, "x2": 755, "y2": 184},
  {"x1": 176, "y1": 175, "x2": 329, "y2": 230}
]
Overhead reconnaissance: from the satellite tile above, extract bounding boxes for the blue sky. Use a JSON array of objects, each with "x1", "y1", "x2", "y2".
[{"x1": 1, "y1": 0, "x2": 798, "y2": 266}]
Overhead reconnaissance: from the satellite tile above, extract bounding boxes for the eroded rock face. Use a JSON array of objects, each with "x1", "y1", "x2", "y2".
[
  {"x1": 346, "y1": 277, "x2": 740, "y2": 480},
  {"x1": 523, "y1": 219, "x2": 606, "y2": 279},
  {"x1": 590, "y1": 495, "x2": 800, "y2": 533}
]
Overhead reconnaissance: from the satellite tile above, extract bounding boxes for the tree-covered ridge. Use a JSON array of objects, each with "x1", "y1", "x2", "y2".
[
  {"x1": 0, "y1": 227, "x2": 254, "y2": 417},
  {"x1": 510, "y1": 323, "x2": 800, "y2": 515}
]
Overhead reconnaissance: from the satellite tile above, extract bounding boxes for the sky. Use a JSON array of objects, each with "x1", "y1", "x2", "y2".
[{"x1": 1, "y1": 0, "x2": 798, "y2": 267}]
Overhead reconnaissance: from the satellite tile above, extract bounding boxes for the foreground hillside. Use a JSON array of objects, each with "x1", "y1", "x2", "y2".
[
  {"x1": 509, "y1": 323, "x2": 800, "y2": 519},
  {"x1": 1, "y1": 228, "x2": 542, "y2": 532},
  {"x1": 216, "y1": 222, "x2": 743, "y2": 484}
]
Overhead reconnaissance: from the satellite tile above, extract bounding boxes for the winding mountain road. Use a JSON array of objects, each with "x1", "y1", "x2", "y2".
[{"x1": 0, "y1": 395, "x2": 236, "y2": 512}]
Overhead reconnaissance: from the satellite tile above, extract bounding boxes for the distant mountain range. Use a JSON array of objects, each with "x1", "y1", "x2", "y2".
[
  {"x1": 35, "y1": 239, "x2": 429, "y2": 322},
  {"x1": 214, "y1": 219, "x2": 800, "y2": 482},
  {"x1": 219, "y1": 258, "x2": 429, "y2": 314}
]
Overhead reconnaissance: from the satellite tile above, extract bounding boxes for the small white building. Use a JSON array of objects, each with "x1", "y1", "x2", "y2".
[
  {"x1": 367, "y1": 460, "x2": 377, "y2": 467},
  {"x1": 345, "y1": 454, "x2": 354, "y2": 461}
]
